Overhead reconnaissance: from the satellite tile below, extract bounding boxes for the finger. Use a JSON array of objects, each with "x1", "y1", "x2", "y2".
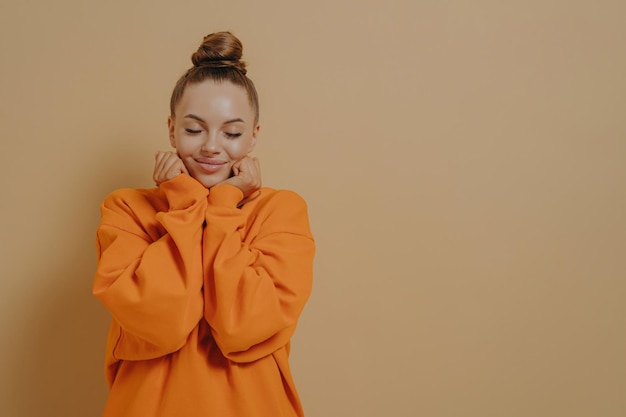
[
  {"x1": 238, "y1": 158, "x2": 261, "y2": 188},
  {"x1": 153, "y1": 152, "x2": 168, "y2": 183},
  {"x1": 155, "y1": 150, "x2": 172, "y2": 164},
  {"x1": 241, "y1": 157, "x2": 260, "y2": 177},
  {"x1": 251, "y1": 157, "x2": 261, "y2": 173},
  {"x1": 179, "y1": 159, "x2": 189, "y2": 175},
  {"x1": 154, "y1": 152, "x2": 181, "y2": 183},
  {"x1": 154, "y1": 154, "x2": 172, "y2": 180},
  {"x1": 161, "y1": 154, "x2": 180, "y2": 173},
  {"x1": 237, "y1": 156, "x2": 255, "y2": 172},
  {"x1": 155, "y1": 151, "x2": 173, "y2": 172},
  {"x1": 231, "y1": 159, "x2": 244, "y2": 176}
]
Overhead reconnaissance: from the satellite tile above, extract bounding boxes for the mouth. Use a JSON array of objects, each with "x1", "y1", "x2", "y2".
[{"x1": 195, "y1": 158, "x2": 227, "y2": 174}]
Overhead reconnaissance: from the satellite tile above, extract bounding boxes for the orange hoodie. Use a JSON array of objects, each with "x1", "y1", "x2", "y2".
[{"x1": 93, "y1": 174, "x2": 315, "y2": 417}]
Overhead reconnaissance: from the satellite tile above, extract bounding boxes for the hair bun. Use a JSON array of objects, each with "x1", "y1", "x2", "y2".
[{"x1": 191, "y1": 31, "x2": 247, "y2": 74}]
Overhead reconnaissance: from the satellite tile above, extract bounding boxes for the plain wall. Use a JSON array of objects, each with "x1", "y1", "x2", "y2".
[{"x1": 1, "y1": 1, "x2": 625, "y2": 416}]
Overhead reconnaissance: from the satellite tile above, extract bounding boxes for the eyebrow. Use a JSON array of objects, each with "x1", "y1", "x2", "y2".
[{"x1": 183, "y1": 114, "x2": 246, "y2": 125}]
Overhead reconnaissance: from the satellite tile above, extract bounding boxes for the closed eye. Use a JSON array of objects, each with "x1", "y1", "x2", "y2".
[
  {"x1": 185, "y1": 128, "x2": 202, "y2": 134},
  {"x1": 225, "y1": 132, "x2": 242, "y2": 139}
]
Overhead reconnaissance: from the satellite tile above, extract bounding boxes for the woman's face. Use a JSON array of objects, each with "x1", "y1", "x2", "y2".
[{"x1": 168, "y1": 80, "x2": 259, "y2": 188}]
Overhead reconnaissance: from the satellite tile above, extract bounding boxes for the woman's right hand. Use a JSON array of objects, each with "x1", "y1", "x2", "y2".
[{"x1": 153, "y1": 151, "x2": 189, "y2": 185}]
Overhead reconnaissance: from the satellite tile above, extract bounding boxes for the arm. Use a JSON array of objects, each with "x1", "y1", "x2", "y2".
[
  {"x1": 202, "y1": 185, "x2": 315, "y2": 363},
  {"x1": 93, "y1": 174, "x2": 208, "y2": 360}
]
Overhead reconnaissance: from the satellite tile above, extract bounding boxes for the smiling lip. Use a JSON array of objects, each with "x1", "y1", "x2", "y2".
[{"x1": 195, "y1": 158, "x2": 227, "y2": 174}]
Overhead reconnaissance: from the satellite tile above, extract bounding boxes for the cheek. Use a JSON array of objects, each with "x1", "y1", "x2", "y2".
[
  {"x1": 174, "y1": 136, "x2": 199, "y2": 155},
  {"x1": 226, "y1": 139, "x2": 253, "y2": 157}
]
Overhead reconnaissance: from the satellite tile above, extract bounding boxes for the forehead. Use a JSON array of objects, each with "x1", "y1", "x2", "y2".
[{"x1": 177, "y1": 80, "x2": 253, "y2": 121}]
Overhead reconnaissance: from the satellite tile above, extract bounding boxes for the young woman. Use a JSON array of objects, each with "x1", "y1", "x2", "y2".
[{"x1": 93, "y1": 31, "x2": 315, "y2": 417}]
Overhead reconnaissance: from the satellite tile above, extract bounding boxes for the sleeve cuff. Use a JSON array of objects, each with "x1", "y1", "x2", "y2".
[
  {"x1": 207, "y1": 184, "x2": 245, "y2": 208},
  {"x1": 159, "y1": 174, "x2": 209, "y2": 210}
]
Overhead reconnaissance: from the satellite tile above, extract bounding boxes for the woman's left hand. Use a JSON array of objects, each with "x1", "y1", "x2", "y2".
[{"x1": 218, "y1": 156, "x2": 262, "y2": 197}]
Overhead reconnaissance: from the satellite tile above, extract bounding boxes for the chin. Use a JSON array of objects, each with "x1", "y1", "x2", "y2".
[{"x1": 193, "y1": 174, "x2": 228, "y2": 189}]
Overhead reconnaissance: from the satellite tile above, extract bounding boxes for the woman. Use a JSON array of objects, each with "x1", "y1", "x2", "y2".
[{"x1": 93, "y1": 31, "x2": 315, "y2": 417}]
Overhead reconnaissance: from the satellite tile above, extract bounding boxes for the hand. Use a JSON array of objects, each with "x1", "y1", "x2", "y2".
[
  {"x1": 218, "y1": 156, "x2": 261, "y2": 197},
  {"x1": 153, "y1": 151, "x2": 189, "y2": 185}
]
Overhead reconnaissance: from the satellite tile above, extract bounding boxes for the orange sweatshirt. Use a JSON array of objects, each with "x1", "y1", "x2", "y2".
[{"x1": 93, "y1": 174, "x2": 315, "y2": 417}]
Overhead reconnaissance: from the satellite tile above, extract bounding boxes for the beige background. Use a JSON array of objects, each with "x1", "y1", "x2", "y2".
[{"x1": 1, "y1": 1, "x2": 625, "y2": 416}]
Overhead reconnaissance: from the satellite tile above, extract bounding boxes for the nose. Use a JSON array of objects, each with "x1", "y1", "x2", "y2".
[{"x1": 201, "y1": 132, "x2": 220, "y2": 154}]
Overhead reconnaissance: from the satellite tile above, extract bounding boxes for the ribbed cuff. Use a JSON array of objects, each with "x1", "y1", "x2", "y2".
[
  {"x1": 160, "y1": 175, "x2": 209, "y2": 210},
  {"x1": 207, "y1": 184, "x2": 245, "y2": 208}
]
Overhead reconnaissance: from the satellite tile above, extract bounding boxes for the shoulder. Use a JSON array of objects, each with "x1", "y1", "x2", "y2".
[
  {"x1": 247, "y1": 188, "x2": 313, "y2": 237},
  {"x1": 100, "y1": 187, "x2": 167, "y2": 223},
  {"x1": 252, "y1": 187, "x2": 309, "y2": 212},
  {"x1": 102, "y1": 187, "x2": 163, "y2": 208},
  {"x1": 258, "y1": 187, "x2": 308, "y2": 205}
]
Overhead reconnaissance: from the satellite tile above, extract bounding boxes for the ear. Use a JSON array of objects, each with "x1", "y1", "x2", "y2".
[
  {"x1": 248, "y1": 124, "x2": 260, "y2": 153},
  {"x1": 167, "y1": 116, "x2": 176, "y2": 148}
]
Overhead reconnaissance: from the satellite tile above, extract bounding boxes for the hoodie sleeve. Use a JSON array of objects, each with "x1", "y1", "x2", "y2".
[
  {"x1": 202, "y1": 185, "x2": 315, "y2": 363},
  {"x1": 93, "y1": 175, "x2": 208, "y2": 360}
]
